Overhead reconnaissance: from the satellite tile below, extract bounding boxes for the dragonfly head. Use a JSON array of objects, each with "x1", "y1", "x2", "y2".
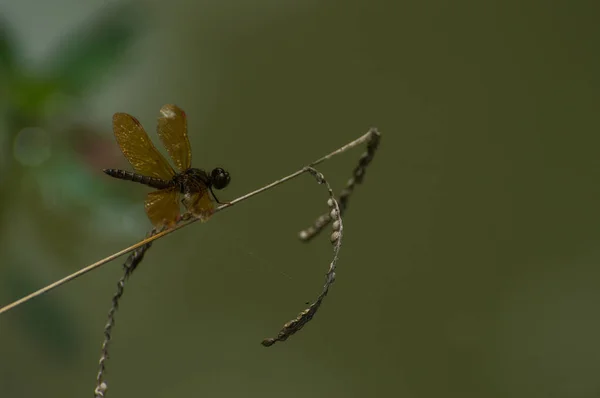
[{"x1": 210, "y1": 167, "x2": 230, "y2": 190}]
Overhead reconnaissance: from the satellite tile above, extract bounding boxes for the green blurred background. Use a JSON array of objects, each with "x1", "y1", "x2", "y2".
[{"x1": 1, "y1": 0, "x2": 600, "y2": 397}]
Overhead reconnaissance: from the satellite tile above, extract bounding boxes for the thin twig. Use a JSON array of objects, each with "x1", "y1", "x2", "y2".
[
  {"x1": 93, "y1": 226, "x2": 162, "y2": 398},
  {"x1": 262, "y1": 167, "x2": 343, "y2": 347},
  {"x1": 0, "y1": 129, "x2": 379, "y2": 316},
  {"x1": 299, "y1": 127, "x2": 381, "y2": 241}
]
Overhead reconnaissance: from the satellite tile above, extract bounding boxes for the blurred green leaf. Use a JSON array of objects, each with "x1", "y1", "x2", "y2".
[
  {"x1": 8, "y1": 74, "x2": 62, "y2": 121},
  {"x1": 45, "y1": 2, "x2": 143, "y2": 95},
  {"x1": 0, "y1": 17, "x2": 17, "y2": 75}
]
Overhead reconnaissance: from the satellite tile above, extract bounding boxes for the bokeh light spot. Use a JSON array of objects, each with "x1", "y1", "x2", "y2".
[{"x1": 13, "y1": 127, "x2": 52, "y2": 167}]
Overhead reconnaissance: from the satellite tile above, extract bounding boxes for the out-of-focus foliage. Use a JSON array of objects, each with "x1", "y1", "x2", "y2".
[
  {"x1": 0, "y1": 1, "x2": 143, "y2": 218},
  {"x1": 0, "y1": 1, "x2": 143, "y2": 353},
  {"x1": 0, "y1": 18, "x2": 16, "y2": 77},
  {"x1": 45, "y1": 2, "x2": 141, "y2": 96},
  {"x1": 2, "y1": 3, "x2": 141, "y2": 123}
]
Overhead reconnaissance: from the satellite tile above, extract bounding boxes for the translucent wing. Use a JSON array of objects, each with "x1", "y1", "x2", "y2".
[
  {"x1": 113, "y1": 112, "x2": 175, "y2": 180},
  {"x1": 157, "y1": 104, "x2": 192, "y2": 172},
  {"x1": 182, "y1": 190, "x2": 215, "y2": 222},
  {"x1": 144, "y1": 188, "x2": 181, "y2": 228}
]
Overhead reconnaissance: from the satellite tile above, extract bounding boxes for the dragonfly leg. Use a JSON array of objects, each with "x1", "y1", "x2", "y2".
[{"x1": 210, "y1": 187, "x2": 231, "y2": 205}]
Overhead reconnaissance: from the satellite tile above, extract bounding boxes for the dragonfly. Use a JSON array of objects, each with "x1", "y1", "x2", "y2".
[{"x1": 103, "y1": 104, "x2": 230, "y2": 228}]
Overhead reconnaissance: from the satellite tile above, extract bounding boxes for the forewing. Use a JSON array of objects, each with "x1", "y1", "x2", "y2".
[
  {"x1": 144, "y1": 188, "x2": 181, "y2": 228},
  {"x1": 157, "y1": 104, "x2": 192, "y2": 172},
  {"x1": 182, "y1": 189, "x2": 215, "y2": 222},
  {"x1": 113, "y1": 112, "x2": 175, "y2": 180}
]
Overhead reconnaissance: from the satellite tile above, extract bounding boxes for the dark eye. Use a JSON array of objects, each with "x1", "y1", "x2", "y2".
[{"x1": 211, "y1": 168, "x2": 230, "y2": 190}]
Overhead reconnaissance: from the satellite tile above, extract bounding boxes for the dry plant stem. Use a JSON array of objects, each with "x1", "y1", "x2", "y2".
[
  {"x1": 91, "y1": 131, "x2": 376, "y2": 396},
  {"x1": 262, "y1": 167, "x2": 343, "y2": 347},
  {"x1": 94, "y1": 227, "x2": 162, "y2": 398},
  {"x1": 0, "y1": 128, "x2": 379, "y2": 316},
  {"x1": 299, "y1": 127, "x2": 381, "y2": 241},
  {"x1": 93, "y1": 168, "x2": 344, "y2": 396}
]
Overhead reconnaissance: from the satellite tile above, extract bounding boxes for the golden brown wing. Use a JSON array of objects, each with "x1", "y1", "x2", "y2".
[
  {"x1": 182, "y1": 190, "x2": 215, "y2": 222},
  {"x1": 113, "y1": 112, "x2": 175, "y2": 180},
  {"x1": 144, "y1": 188, "x2": 181, "y2": 228},
  {"x1": 157, "y1": 104, "x2": 192, "y2": 172}
]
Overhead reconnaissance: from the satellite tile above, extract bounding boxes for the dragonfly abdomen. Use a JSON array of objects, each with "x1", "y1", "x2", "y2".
[{"x1": 103, "y1": 169, "x2": 172, "y2": 190}]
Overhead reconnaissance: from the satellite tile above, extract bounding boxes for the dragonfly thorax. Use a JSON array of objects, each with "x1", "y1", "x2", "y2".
[{"x1": 173, "y1": 168, "x2": 210, "y2": 194}]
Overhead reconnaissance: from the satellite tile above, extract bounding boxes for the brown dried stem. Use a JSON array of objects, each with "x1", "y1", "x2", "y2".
[
  {"x1": 261, "y1": 166, "x2": 343, "y2": 347},
  {"x1": 299, "y1": 127, "x2": 381, "y2": 241},
  {"x1": 93, "y1": 226, "x2": 163, "y2": 398}
]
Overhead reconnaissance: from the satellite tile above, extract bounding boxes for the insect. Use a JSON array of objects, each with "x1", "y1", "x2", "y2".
[{"x1": 103, "y1": 104, "x2": 230, "y2": 228}]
